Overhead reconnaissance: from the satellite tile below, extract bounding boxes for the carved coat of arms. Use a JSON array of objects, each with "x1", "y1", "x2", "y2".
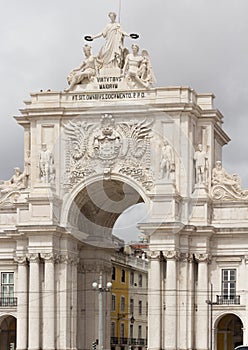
[{"x1": 64, "y1": 114, "x2": 154, "y2": 190}]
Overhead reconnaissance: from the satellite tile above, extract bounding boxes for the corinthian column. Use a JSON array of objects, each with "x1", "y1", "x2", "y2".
[
  {"x1": 41, "y1": 253, "x2": 55, "y2": 350},
  {"x1": 164, "y1": 250, "x2": 178, "y2": 350},
  {"x1": 148, "y1": 251, "x2": 161, "y2": 350},
  {"x1": 27, "y1": 253, "x2": 40, "y2": 350},
  {"x1": 195, "y1": 253, "x2": 210, "y2": 350},
  {"x1": 15, "y1": 256, "x2": 28, "y2": 350}
]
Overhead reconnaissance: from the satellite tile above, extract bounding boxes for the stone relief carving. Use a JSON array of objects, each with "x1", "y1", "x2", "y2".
[
  {"x1": 159, "y1": 141, "x2": 175, "y2": 181},
  {"x1": 210, "y1": 161, "x2": 248, "y2": 200},
  {"x1": 122, "y1": 44, "x2": 156, "y2": 89},
  {"x1": 65, "y1": 45, "x2": 97, "y2": 92},
  {"x1": 39, "y1": 143, "x2": 55, "y2": 184},
  {"x1": 194, "y1": 143, "x2": 209, "y2": 185},
  {"x1": 0, "y1": 167, "x2": 26, "y2": 195},
  {"x1": 64, "y1": 114, "x2": 154, "y2": 190}
]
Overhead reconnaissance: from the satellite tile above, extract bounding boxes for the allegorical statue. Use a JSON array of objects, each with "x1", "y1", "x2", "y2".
[
  {"x1": 0, "y1": 167, "x2": 26, "y2": 194},
  {"x1": 159, "y1": 141, "x2": 175, "y2": 180},
  {"x1": 65, "y1": 45, "x2": 97, "y2": 92},
  {"x1": 194, "y1": 144, "x2": 209, "y2": 184},
  {"x1": 211, "y1": 161, "x2": 241, "y2": 191},
  {"x1": 39, "y1": 143, "x2": 54, "y2": 184},
  {"x1": 123, "y1": 44, "x2": 156, "y2": 88},
  {"x1": 85, "y1": 12, "x2": 129, "y2": 68}
]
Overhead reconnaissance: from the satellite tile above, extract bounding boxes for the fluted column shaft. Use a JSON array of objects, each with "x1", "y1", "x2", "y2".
[
  {"x1": 195, "y1": 254, "x2": 209, "y2": 350},
  {"x1": 27, "y1": 254, "x2": 40, "y2": 350},
  {"x1": 164, "y1": 251, "x2": 178, "y2": 350},
  {"x1": 148, "y1": 251, "x2": 161, "y2": 350},
  {"x1": 16, "y1": 257, "x2": 28, "y2": 350},
  {"x1": 41, "y1": 253, "x2": 55, "y2": 350}
]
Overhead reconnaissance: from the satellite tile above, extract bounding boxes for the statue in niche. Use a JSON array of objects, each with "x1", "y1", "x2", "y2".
[
  {"x1": 24, "y1": 150, "x2": 31, "y2": 187},
  {"x1": 159, "y1": 141, "x2": 175, "y2": 180},
  {"x1": 123, "y1": 44, "x2": 156, "y2": 88},
  {"x1": 39, "y1": 143, "x2": 54, "y2": 184},
  {"x1": 194, "y1": 144, "x2": 209, "y2": 184},
  {"x1": 211, "y1": 161, "x2": 241, "y2": 191},
  {"x1": 85, "y1": 12, "x2": 130, "y2": 69},
  {"x1": 65, "y1": 45, "x2": 97, "y2": 92},
  {"x1": 0, "y1": 167, "x2": 26, "y2": 194}
]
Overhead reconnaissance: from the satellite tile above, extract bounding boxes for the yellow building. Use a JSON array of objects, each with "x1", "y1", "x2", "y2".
[
  {"x1": 110, "y1": 246, "x2": 148, "y2": 350},
  {"x1": 111, "y1": 254, "x2": 129, "y2": 350}
]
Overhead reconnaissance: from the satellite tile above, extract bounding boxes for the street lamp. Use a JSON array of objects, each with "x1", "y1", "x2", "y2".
[{"x1": 92, "y1": 271, "x2": 112, "y2": 350}]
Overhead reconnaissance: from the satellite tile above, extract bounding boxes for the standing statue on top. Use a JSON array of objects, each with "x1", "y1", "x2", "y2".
[{"x1": 85, "y1": 12, "x2": 130, "y2": 69}]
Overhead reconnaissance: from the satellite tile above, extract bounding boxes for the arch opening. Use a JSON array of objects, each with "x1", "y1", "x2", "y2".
[
  {"x1": 216, "y1": 313, "x2": 243, "y2": 350},
  {"x1": 0, "y1": 315, "x2": 16, "y2": 350},
  {"x1": 67, "y1": 179, "x2": 145, "y2": 245}
]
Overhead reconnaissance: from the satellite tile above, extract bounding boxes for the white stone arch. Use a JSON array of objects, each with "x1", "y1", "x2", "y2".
[
  {"x1": 60, "y1": 172, "x2": 151, "y2": 233},
  {"x1": 0, "y1": 314, "x2": 17, "y2": 349},
  {"x1": 213, "y1": 311, "x2": 244, "y2": 350}
]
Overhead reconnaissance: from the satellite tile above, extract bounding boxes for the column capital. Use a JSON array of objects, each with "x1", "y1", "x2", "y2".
[
  {"x1": 40, "y1": 252, "x2": 56, "y2": 262},
  {"x1": 14, "y1": 256, "x2": 27, "y2": 265},
  {"x1": 27, "y1": 253, "x2": 40, "y2": 263},
  {"x1": 163, "y1": 250, "x2": 179, "y2": 260},
  {"x1": 147, "y1": 250, "x2": 162, "y2": 260},
  {"x1": 59, "y1": 253, "x2": 79, "y2": 265},
  {"x1": 194, "y1": 252, "x2": 211, "y2": 263},
  {"x1": 179, "y1": 252, "x2": 190, "y2": 262}
]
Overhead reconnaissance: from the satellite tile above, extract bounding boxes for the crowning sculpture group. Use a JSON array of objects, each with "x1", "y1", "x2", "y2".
[
  {"x1": 65, "y1": 12, "x2": 156, "y2": 91},
  {"x1": 0, "y1": 12, "x2": 247, "y2": 203}
]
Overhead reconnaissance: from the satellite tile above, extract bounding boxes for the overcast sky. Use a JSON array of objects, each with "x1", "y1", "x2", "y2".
[{"x1": 1, "y1": 0, "x2": 248, "y2": 241}]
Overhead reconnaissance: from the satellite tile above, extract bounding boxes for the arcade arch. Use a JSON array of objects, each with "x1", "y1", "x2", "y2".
[
  {"x1": 215, "y1": 313, "x2": 243, "y2": 350},
  {"x1": 65, "y1": 177, "x2": 148, "y2": 243},
  {"x1": 0, "y1": 315, "x2": 16, "y2": 349}
]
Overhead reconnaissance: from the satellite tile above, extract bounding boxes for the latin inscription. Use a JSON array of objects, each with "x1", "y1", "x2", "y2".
[{"x1": 72, "y1": 91, "x2": 145, "y2": 101}]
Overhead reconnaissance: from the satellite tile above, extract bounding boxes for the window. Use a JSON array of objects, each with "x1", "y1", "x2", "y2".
[
  {"x1": 130, "y1": 298, "x2": 134, "y2": 314},
  {"x1": 112, "y1": 266, "x2": 116, "y2": 281},
  {"x1": 121, "y1": 269, "x2": 126, "y2": 283},
  {"x1": 1, "y1": 272, "x2": 14, "y2": 299},
  {"x1": 111, "y1": 322, "x2": 116, "y2": 337},
  {"x1": 120, "y1": 323, "x2": 125, "y2": 338},
  {"x1": 138, "y1": 325, "x2": 142, "y2": 339},
  {"x1": 130, "y1": 324, "x2": 134, "y2": 339},
  {"x1": 138, "y1": 274, "x2": 142, "y2": 287},
  {"x1": 146, "y1": 302, "x2": 148, "y2": 316},
  {"x1": 138, "y1": 300, "x2": 142, "y2": 315},
  {"x1": 121, "y1": 296, "x2": 125, "y2": 312},
  {"x1": 1, "y1": 272, "x2": 15, "y2": 306},
  {"x1": 222, "y1": 269, "x2": 236, "y2": 299},
  {"x1": 112, "y1": 295, "x2": 116, "y2": 311},
  {"x1": 130, "y1": 271, "x2": 134, "y2": 286}
]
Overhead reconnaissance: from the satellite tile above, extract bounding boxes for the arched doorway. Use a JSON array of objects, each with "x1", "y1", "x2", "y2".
[
  {"x1": 216, "y1": 313, "x2": 243, "y2": 350},
  {"x1": 67, "y1": 178, "x2": 146, "y2": 244},
  {"x1": 0, "y1": 315, "x2": 16, "y2": 349}
]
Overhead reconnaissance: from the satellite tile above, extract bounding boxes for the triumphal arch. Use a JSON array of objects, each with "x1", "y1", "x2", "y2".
[{"x1": 1, "y1": 11, "x2": 248, "y2": 350}]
